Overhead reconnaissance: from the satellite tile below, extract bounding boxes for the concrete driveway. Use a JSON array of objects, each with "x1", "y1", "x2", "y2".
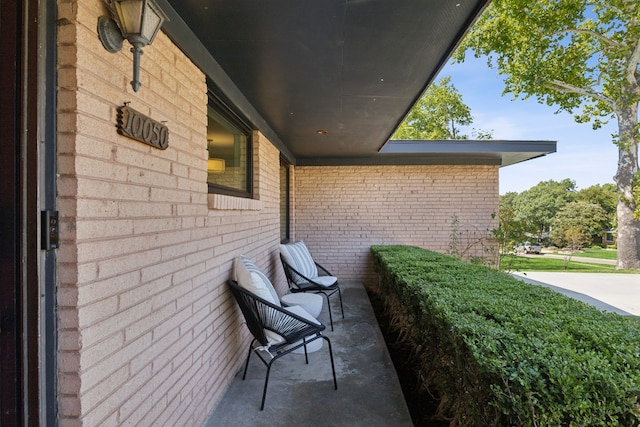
[{"x1": 511, "y1": 272, "x2": 640, "y2": 316}]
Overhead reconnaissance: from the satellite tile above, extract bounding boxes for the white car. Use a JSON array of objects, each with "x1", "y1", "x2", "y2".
[{"x1": 515, "y1": 242, "x2": 541, "y2": 254}]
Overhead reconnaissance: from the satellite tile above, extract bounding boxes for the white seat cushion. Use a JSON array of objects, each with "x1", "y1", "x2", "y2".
[
  {"x1": 304, "y1": 276, "x2": 337, "y2": 288},
  {"x1": 233, "y1": 255, "x2": 280, "y2": 306},
  {"x1": 284, "y1": 305, "x2": 321, "y2": 325},
  {"x1": 264, "y1": 330, "x2": 286, "y2": 346},
  {"x1": 280, "y1": 241, "x2": 318, "y2": 283},
  {"x1": 280, "y1": 293, "x2": 324, "y2": 318},
  {"x1": 283, "y1": 305, "x2": 323, "y2": 353},
  {"x1": 263, "y1": 305, "x2": 320, "y2": 348}
]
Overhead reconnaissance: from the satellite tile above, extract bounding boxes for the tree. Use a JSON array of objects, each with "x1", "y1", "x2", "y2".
[
  {"x1": 456, "y1": 0, "x2": 640, "y2": 269},
  {"x1": 551, "y1": 201, "x2": 610, "y2": 246},
  {"x1": 514, "y1": 179, "x2": 576, "y2": 240},
  {"x1": 470, "y1": 128, "x2": 494, "y2": 140},
  {"x1": 562, "y1": 227, "x2": 591, "y2": 269},
  {"x1": 576, "y1": 183, "x2": 617, "y2": 227},
  {"x1": 495, "y1": 192, "x2": 529, "y2": 269},
  {"x1": 497, "y1": 192, "x2": 529, "y2": 247},
  {"x1": 393, "y1": 76, "x2": 484, "y2": 140}
]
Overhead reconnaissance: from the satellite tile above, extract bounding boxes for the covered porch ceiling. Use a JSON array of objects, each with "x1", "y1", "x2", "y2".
[{"x1": 159, "y1": 0, "x2": 555, "y2": 166}]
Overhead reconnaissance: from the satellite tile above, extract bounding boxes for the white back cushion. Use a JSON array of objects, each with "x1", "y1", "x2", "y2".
[
  {"x1": 279, "y1": 241, "x2": 318, "y2": 282},
  {"x1": 233, "y1": 255, "x2": 280, "y2": 306}
]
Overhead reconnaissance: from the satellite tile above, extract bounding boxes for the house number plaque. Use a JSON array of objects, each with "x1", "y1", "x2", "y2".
[{"x1": 117, "y1": 105, "x2": 169, "y2": 150}]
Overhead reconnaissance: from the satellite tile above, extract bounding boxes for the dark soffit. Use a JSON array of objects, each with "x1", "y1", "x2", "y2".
[
  {"x1": 161, "y1": 0, "x2": 493, "y2": 163},
  {"x1": 297, "y1": 140, "x2": 557, "y2": 166}
]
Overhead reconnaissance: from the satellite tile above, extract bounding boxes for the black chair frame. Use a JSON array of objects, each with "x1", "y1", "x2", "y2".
[
  {"x1": 279, "y1": 254, "x2": 344, "y2": 330},
  {"x1": 227, "y1": 280, "x2": 338, "y2": 410}
]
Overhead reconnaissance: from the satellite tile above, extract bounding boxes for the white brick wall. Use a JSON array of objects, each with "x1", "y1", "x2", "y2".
[
  {"x1": 57, "y1": 2, "x2": 283, "y2": 425},
  {"x1": 292, "y1": 165, "x2": 499, "y2": 282}
]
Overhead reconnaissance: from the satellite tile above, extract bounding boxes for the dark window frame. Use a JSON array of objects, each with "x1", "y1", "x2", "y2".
[
  {"x1": 280, "y1": 156, "x2": 291, "y2": 243},
  {"x1": 206, "y1": 86, "x2": 254, "y2": 199}
]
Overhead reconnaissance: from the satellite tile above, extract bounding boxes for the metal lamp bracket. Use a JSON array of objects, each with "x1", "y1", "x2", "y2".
[
  {"x1": 97, "y1": 16, "x2": 124, "y2": 53},
  {"x1": 96, "y1": 0, "x2": 168, "y2": 92}
]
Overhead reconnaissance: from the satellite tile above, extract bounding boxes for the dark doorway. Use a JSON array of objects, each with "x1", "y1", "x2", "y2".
[
  {"x1": 1, "y1": 0, "x2": 55, "y2": 424},
  {"x1": 0, "y1": 1, "x2": 26, "y2": 423}
]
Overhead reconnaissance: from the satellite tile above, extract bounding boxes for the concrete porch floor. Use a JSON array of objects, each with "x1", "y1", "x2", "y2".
[{"x1": 205, "y1": 281, "x2": 412, "y2": 427}]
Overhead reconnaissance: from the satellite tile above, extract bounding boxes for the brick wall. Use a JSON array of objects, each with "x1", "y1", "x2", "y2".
[
  {"x1": 56, "y1": 1, "x2": 283, "y2": 425},
  {"x1": 292, "y1": 165, "x2": 499, "y2": 283}
]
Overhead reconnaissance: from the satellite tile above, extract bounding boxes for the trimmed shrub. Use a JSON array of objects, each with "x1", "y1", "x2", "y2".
[{"x1": 371, "y1": 245, "x2": 640, "y2": 426}]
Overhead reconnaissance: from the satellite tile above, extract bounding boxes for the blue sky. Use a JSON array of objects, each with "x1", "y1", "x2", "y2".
[{"x1": 437, "y1": 56, "x2": 619, "y2": 195}]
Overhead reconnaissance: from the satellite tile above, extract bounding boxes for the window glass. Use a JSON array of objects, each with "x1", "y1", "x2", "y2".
[{"x1": 207, "y1": 97, "x2": 252, "y2": 197}]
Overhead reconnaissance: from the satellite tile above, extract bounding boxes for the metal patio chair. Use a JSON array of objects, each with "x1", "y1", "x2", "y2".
[
  {"x1": 279, "y1": 241, "x2": 344, "y2": 330},
  {"x1": 227, "y1": 279, "x2": 338, "y2": 410}
]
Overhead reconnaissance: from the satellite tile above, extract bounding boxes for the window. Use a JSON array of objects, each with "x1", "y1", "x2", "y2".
[
  {"x1": 280, "y1": 158, "x2": 291, "y2": 242},
  {"x1": 207, "y1": 91, "x2": 252, "y2": 198}
]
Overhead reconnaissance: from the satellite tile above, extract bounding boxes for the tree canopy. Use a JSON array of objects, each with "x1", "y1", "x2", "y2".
[
  {"x1": 514, "y1": 179, "x2": 577, "y2": 239},
  {"x1": 499, "y1": 179, "x2": 615, "y2": 248},
  {"x1": 392, "y1": 76, "x2": 491, "y2": 140},
  {"x1": 551, "y1": 201, "x2": 610, "y2": 247},
  {"x1": 457, "y1": 0, "x2": 640, "y2": 268},
  {"x1": 576, "y1": 183, "x2": 617, "y2": 223}
]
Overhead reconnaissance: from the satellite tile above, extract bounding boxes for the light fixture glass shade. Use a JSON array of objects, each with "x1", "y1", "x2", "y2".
[
  {"x1": 112, "y1": 0, "x2": 168, "y2": 45},
  {"x1": 113, "y1": 0, "x2": 144, "y2": 37},
  {"x1": 208, "y1": 158, "x2": 226, "y2": 173},
  {"x1": 140, "y1": 1, "x2": 165, "y2": 42}
]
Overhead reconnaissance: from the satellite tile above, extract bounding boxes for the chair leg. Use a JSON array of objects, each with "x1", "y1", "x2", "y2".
[
  {"x1": 337, "y1": 286, "x2": 344, "y2": 319},
  {"x1": 258, "y1": 337, "x2": 334, "y2": 410},
  {"x1": 322, "y1": 336, "x2": 338, "y2": 390},
  {"x1": 260, "y1": 360, "x2": 275, "y2": 411},
  {"x1": 302, "y1": 337, "x2": 309, "y2": 364},
  {"x1": 242, "y1": 339, "x2": 256, "y2": 380},
  {"x1": 322, "y1": 291, "x2": 334, "y2": 331}
]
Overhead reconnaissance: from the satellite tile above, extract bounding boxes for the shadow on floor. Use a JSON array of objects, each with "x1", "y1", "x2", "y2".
[{"x1": 205, "y1": 281, "x2": 412, "y2": 427}]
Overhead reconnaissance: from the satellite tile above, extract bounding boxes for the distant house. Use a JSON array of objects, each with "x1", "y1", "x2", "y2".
[
  {"x1": 4, "y1": 0, "x2": 555, "y2": 425},
  {"x1": 594, "y1": 230, "x2": 617, "y2": 246}
]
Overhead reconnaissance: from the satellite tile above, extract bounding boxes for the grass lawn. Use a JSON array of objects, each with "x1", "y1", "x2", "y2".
[
  {"x1": 500, "y1": 254, "x2": 626, "y2": 273},
  {"x1": 563, "y1": 248, "x2": 618, "y2": 260}
]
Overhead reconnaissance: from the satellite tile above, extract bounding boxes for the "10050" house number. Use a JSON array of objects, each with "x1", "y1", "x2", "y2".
[{"x1": 117, "y1": 104, "x2": 169, "y2": 150}]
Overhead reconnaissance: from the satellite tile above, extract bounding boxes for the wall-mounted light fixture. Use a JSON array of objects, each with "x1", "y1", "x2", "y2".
[
  {"x1": 208, "y1": 158, "x2": 226, "y2": 173},
  {"x1": 98, "y1": 0, "x2": 169, "y2": 92}
]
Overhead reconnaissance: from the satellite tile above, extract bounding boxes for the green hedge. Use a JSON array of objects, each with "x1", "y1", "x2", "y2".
[{"x1": 371, "y1": 245, "x2": 640, "y2": 426}]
